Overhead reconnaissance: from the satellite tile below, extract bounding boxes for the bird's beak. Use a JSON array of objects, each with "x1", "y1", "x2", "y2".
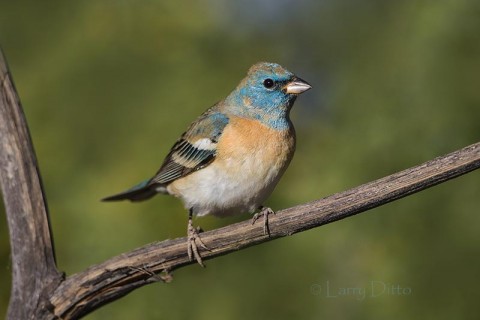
[{"x1": 284, "y1": 77, "x2": 312, "y2": 94}]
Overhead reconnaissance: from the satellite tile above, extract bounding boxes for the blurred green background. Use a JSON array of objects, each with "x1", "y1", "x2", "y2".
[{"x1": 1, "y1": 0, "x2": 480, "y2": 319}]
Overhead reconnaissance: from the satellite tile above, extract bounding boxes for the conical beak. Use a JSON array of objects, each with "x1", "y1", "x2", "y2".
[{"x1": 284, "y1": 77, "x2": 312, "y2": 94}]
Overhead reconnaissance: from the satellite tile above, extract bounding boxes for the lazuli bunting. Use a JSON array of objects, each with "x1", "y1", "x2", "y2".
[{"x1": 103, "y1": 62, "x2": 311, "y2": 266}]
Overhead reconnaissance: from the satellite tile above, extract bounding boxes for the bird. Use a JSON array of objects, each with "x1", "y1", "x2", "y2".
[{"x1": 102, "y1": 62, "x2": 311, "y2": 266}]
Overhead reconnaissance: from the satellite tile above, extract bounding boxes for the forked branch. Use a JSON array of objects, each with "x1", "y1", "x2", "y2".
[{"x1": 1, "y1": 49, "x2": 479, "y2": 320}]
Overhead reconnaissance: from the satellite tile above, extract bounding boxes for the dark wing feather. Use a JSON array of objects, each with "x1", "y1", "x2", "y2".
[
  {"x1": 151, "y1": 139, "x2": 215, "y2": 183},
  {"x1": 149, "y1": 107, "x2": 229, "y2": 186}
]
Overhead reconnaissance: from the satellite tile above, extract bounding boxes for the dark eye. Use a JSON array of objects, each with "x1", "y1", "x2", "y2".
[{"x1": 263, "y1": 78, "x2": 274, "y2": 88}]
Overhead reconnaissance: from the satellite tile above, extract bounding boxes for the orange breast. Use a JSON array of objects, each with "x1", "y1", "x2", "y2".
[{"x1": 216, "y1": 116, "x2": 296, "y2": 174}]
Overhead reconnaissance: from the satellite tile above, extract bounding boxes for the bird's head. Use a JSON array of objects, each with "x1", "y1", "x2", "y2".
[{"x1": 224, "y1": 62, "x2": 311, "y2": 128}]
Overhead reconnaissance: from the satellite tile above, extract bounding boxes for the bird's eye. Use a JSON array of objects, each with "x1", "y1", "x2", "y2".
[{"x1": 263, "y1": 78, "x2": 274, "y2": 88}]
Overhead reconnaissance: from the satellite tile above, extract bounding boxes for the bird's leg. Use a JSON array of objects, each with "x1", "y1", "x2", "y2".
[
  {"x1": 251, "y1": 206, "x2": 275, "y2": 235},
  {"x1": 187, "y1": 209, "x2": 209, "y2": 267}
]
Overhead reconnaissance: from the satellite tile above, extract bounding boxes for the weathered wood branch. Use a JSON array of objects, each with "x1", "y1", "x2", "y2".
[
  {"x1": 1, "y1": 48, "x2": 480, "y2": 320},
  {"x1": 48, "y1": 141, "x2": 480, "y2": 319},
  {"x1": 0, "y1": 49, "x2": 63, "y2": 319}
]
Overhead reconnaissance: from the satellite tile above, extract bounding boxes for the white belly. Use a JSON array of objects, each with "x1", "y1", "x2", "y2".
[{"x1": 167, "y1": 152, "x2": 284, "y2": 216}]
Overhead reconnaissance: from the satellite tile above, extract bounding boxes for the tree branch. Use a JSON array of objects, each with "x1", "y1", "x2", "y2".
[
  {"x1": 0, "y1": 49, "x2": 63, "y2": 319},
  {"x1": 1, "y1": 48, "x2": 479, "y2": 320},
  {"x1": 48, "y1": 141, "x2": 480, "y2": 319}
]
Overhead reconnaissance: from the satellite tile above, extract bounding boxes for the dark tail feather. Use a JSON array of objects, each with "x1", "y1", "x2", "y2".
[{"x1": 102, "y1": 180, "x2": 161, "y2": 202}]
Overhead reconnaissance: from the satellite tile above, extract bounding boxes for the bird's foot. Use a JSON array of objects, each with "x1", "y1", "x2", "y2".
[
  {"x1": 251, "y1": 206, "x2": 275, "y2": 235},
  {"x1": 187, "y1": 218, "x2": 209, "y2": 267}
]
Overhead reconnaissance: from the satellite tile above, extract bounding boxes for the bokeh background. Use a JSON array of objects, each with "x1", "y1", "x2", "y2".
[{"x1": 1, "y1": 0, "x2": 480, "y2": 319}]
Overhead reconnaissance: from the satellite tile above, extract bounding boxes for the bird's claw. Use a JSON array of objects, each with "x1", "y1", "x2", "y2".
[
  {"x1": 251, "y1": 206, "x2": 275, "y2": 235},
  {"x1": 187, "y1": 220, "x2": 209, "y2": 267}
]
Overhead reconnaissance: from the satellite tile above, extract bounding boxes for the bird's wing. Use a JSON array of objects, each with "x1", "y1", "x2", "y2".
[{"x1": 149, "y1": 107, "x2": 229, "y2": 185}]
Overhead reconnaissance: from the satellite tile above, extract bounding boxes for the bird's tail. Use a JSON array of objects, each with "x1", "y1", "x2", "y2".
[{"x1": 102, "y1": 180, "x2": 163, "y2": 202}]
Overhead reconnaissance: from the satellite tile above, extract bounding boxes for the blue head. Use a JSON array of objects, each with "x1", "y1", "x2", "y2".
[{"x1": 224, "y1": 62, "x2": 311, "y2": 130}]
